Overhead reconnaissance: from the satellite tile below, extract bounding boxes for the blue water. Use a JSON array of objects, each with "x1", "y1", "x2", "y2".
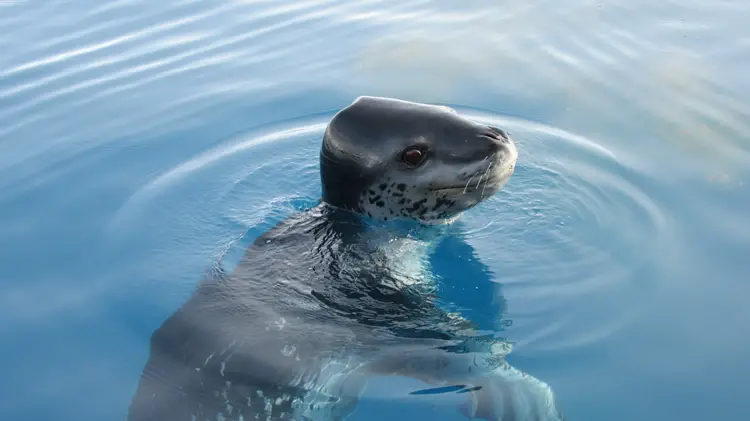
[{"x1": 1, "y1": 0, "x2": 749, "y2": 420}]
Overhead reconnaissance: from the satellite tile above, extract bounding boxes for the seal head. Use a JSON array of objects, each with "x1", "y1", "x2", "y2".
[{"x1": 320, "y1": 96, "x2": 518, "y2": 223}]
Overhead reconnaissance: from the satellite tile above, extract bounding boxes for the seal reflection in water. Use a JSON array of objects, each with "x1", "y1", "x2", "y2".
[{"x1": 128, "y1": 97, "x2": 564, "y2": 421}]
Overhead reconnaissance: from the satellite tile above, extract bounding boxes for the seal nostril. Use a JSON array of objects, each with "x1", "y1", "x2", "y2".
[
  {"x1": 477, "y1": 126, "x2": 510, "y2": 151},
  {"x1": 486, "y1": 126, "x2": 508, "y2": 141}
]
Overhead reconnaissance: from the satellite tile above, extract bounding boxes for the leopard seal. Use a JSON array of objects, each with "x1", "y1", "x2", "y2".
[{"x1": 127, "y1": 96, "x2": 563, "y2": 421}]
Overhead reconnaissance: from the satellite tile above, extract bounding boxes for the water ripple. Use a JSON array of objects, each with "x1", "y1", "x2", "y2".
[
  {"x1": 456, "y1": 109, "x2": 671, "y2": 354},
  {"x1": 104, "y1": 106, "x2": 671, "y2": 358},
  {"x1": 2, "y1": 8, "x2": 227, "y2": 79},
  {"x1": 2, "y1": 1, "x2": 750, "y2": 419},
  {"x1": 107, "y1": 113, "x2": 330, "y2": 239}
]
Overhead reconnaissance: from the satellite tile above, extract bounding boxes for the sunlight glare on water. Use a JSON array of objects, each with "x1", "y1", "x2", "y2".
[{"x1": 1, "y1": 1, "x2": 749, "y2": 421}]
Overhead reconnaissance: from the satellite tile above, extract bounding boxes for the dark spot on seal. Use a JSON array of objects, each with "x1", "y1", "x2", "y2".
[
  {"x1": 407, "y1": 198, "x2": 427, "y2": 213},
  {"x1": 368, "y1": 195, "x2": 382, "y2": 204},
  {"x1": 375, "y1": 200, "x2": 385, "y2": 207},
  {"x1": 433, "y1": 197, "x2": 454, "y2": 211},
  {"x1": 398, "y1": 198, "x2": 406, "y2": 205},
  {"x1": 379, "y1": 183, "x2": 387, "y2": 190},
  {"x1": 396, "y1": 184, "x2": 406, "y2": 192},
  {"x1": 368, "y1": 189, "x2": 377, "y2": 196},
  {"x1": 392, "y1": 192, "x2": 403, "y2": 197}
]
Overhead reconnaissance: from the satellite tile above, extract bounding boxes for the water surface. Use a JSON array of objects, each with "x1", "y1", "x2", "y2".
[{"x1": 1, "y1": 1, "x2": 749, "y2": 420}]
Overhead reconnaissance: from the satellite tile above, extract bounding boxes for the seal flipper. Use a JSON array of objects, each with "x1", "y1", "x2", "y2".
[
  {"x1": 456, "y1": 378, "x2": 504, "y2": 421},
  {"x1": 458, "y1": 397, "x2": 477, "y2": 420},
  {"x1": 292, "y1": 358, "x2": 370, "y2": 421},
  {"x1": 457, "y1": 382, "x2": 508, "y2": 421},
  {"x1": 363, "y1": 344, "x2": 496, "y2": 416},
  {"x1": 363, "y1": 341, "x2": 564, "y2": 421},
  {"x1": 461, "y1": 361, "x2": 566, "y2": 421}
]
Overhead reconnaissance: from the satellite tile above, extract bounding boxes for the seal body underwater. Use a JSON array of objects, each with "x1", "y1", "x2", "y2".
[{"x1": 127, "y1": 96, "x2": 564, "y2": 421}]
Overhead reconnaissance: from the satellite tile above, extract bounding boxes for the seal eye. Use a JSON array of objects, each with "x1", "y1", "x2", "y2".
[{"x1": 402, "y1": 147, "x2": 427, "y2": 167}]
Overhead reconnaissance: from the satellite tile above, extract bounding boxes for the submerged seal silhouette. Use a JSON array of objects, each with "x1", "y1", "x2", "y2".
[{"x1": 127, "y1": 97, "x2": 563, "y2": 421}]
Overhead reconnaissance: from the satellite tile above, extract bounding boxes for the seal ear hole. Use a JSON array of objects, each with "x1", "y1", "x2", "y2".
[{"x1": 401, "y1": 146, "x2": 428, "y2": 167}]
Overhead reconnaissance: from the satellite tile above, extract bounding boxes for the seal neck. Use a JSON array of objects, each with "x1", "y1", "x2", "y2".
[
  {"x1": 361, "y1": 216, "x2": 450, "y2": 244},
  {"x1": 316, "y1": 200, "x2": 453, "y2": 244}
]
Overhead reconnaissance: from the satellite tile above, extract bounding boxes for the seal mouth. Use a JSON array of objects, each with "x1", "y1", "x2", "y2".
[{"x1": 430, "y1": 162, "x2": 516, "y2": 194}]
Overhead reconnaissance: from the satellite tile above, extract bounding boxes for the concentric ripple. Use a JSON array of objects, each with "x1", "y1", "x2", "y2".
[
  {"x1": 2, "y1": 0, "x2": 749, "y2": 420},
  {"x1": 108, "y1": 106, "x2": 671, "y2": 358},
  {"x1": 106, "y1": 113, "x2": 331, "y2": 276},
  {"x1": 446, "y1": 108, "x2": 673, "y2": 354}
]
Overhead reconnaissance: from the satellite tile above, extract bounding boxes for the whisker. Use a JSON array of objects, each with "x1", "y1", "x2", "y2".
[
  {"x1": 463, "y1": 174, "x2": 474, "y2": 195},
  {"x1": 476, "y1": 158, "x2": 493, "y2": 189},
  {"x1": 481, "y1": 162, "x2": 494, "y2": 200}
]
